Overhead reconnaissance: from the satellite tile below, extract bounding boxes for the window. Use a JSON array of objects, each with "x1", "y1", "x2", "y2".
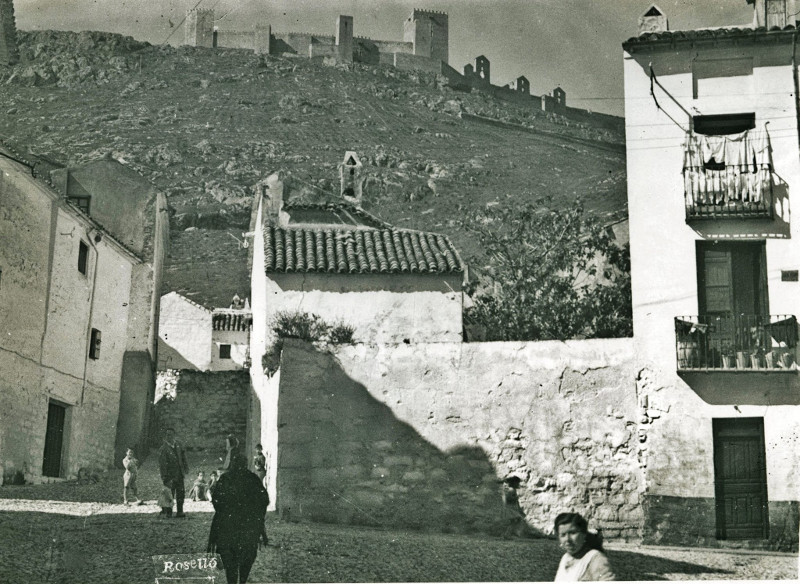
[
  {"x1": 693, "y1": 113, "x2": 755, "y2": 136},
  {"x1": 219, "y1": 344, "x2": 231, "y2": 359},
  {"x1": 78, "y1": 241, "x2": 89, "y2": 275},
  {"x1": 68, "y1": 196, "x2": 90, "y2": 214},
  {"x1": 89, "y1": 329, "x2": 101, "y2": 360}
]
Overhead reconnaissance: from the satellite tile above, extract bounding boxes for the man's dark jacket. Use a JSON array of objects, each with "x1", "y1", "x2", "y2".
[
  {"x1": 158, "y1": 441, "x2": 188, "y2": 483},
  {"x1": 208, "y1": 467, "x2": 269, "y2": 552}
]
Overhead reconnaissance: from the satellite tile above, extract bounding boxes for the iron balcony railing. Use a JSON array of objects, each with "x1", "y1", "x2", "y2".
[
  {"x1": 684, "y1": 164, "x2": 773, "y2": 220},
  {"x1": 675, "y1": 314, "x2": 798, "y2": 371}
]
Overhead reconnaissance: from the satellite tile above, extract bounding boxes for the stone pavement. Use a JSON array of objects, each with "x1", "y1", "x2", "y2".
[{"x1": 0, "y1": 454, "x2": 796, "y2": 583}]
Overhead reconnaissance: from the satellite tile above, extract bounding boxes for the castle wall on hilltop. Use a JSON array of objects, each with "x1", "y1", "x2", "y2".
[
  {"x1": 181, "y1": 9, "x2": 622, "y2": 132},
  {"x1": 183, "y1": 8, "x2": 448, "y2": 71}
]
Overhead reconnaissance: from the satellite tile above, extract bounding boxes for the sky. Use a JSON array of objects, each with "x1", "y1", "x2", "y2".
[{"x1": 15, "y1": 0, "x2": 757, "y2": 116}]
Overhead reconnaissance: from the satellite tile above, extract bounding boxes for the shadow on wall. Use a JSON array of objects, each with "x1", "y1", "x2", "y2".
[{"x1": 276, "y1": 340, "x2": 542, "y2": 537}]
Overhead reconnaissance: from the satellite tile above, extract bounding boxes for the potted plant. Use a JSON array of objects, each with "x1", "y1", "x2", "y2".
[
  {"x1": 720, "y1": 345, "x2": 735, "y2": 369},
  {"x1": 736, "y1": 351, "x2": 747, "y2": 369}
]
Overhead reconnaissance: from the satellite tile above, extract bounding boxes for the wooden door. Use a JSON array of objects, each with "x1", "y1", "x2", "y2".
[
  {"x1": 713, "y1": 418, "x2": 769, "y2": 540},
  {"x1": 42, "y1": 402, "x2": 66, "y2": 478}
]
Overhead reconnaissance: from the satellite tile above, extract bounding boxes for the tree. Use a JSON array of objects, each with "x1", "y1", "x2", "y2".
[{"x1": 464, "y1": 197, "x2": 632, "y2": 341}]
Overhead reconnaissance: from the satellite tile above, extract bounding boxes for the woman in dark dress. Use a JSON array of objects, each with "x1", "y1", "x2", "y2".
[{"x1": 207, "y1": 453, "x2": 269, "y2": 584}]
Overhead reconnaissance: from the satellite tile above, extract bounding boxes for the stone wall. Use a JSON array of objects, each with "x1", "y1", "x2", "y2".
[
  {"x1": 0, "y1": 0, "x2": 19, "y2": 65},
  {"x1": 272, "y1": 338, "x2": 642, "y2": 538},
  {"x1": 154, "y1": 370, "x2": 249, "y2": 453},
  {"x1": 216, "y1": 31, "x2": 258, "y2": 51}
]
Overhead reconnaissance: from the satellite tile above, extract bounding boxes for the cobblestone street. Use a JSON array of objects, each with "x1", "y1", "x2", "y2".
[{"x1": 0, "y1": 457, "x2": 796, "y2": 583}]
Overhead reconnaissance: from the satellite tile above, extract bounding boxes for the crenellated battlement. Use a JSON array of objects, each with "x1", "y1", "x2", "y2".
[
  {"x1": 187, "y1": 8, "x2": 214, "y2": 16},
  {"x1": 409, "y1": 9, "x2": 448, "y2": 16}
]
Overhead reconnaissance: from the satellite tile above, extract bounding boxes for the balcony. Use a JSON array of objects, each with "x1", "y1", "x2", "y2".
[
  {"x1": 675, "y1": 315, "x2": 797, "y2": 372},
  {"x1": 684, "y1": 164, "x2": 773, "y2": 220}
]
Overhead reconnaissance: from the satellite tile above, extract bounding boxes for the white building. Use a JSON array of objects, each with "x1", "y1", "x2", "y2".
[
  {"x1": 623, "y1": 1, "x2": 800, "y2": 548},
  {"x1": 157, "y1": 292, "x2": 252, "y2": 372},
  {"x1": 0, "y1": 152, "x2": 156, "y2": 483},
  {"x1": 248, "y1": 170, "x2": 466, "y2": 506}
]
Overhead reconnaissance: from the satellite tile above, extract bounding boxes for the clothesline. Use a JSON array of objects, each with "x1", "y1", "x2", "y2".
[{"x1": 683, "y1": 127, "x2": 772, "y2": 206}]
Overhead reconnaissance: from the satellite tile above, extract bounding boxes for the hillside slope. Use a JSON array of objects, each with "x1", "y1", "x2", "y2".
[{"x1": 0, "y1": 31, "x2": 626, "y2": 307}]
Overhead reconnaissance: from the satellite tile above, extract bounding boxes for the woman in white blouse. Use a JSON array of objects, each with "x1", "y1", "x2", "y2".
[{"x1": 554, "y1": 512, "x2": 615, "y2": 581}]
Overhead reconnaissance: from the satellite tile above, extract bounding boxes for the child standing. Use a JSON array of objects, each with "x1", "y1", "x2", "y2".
[
  {"x1": 253, "y1": 444, "x2": 266, "y2": 483},
  {"x1": 158, "y1": 486, "x2": 174, "y2": 518},
  {"x1": 122, "y1": 448, "x2": 142, "y2": 505}
]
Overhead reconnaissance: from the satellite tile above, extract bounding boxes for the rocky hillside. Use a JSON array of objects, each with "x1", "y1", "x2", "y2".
[{"x1": 0, "y1": 30, "x2": 626, "y2": 307}]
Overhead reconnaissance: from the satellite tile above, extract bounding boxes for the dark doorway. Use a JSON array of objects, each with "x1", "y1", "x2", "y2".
[
  {"x1": 42, "y1": 401, "x2": 67, "y2": 477},
  {"x1": 212, "y1": 30, "x2": 218, "y2": 48},
  {"x1": 696, "y1": 241, "x2": 768, "y2": 361},
  {"x1": 697, "y1": 241, "x2": 767, "y2": 317},
  {"x1": 713, "y1": 417, "x2": 769, "y2": 540}
]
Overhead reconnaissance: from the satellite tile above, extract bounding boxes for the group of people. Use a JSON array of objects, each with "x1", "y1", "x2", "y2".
[
  {"x1": 125, "y1": 429, "x2": 270, "y2": 583},
  {"x1": 126, "y1": 429, "x2": 613, "y2": 583}
]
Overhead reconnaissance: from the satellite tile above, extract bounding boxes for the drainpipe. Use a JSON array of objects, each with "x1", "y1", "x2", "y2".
[{"x1": 80, "y1": 232, "x2": 100, "y2": 405}]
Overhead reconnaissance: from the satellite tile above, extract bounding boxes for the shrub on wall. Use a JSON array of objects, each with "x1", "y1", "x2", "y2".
[{"x1": 262, "y1": 311, "x2": 356, "y2": 375}]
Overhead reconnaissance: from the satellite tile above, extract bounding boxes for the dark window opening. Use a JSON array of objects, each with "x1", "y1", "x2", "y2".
[
  {"x1": 78, "y1": 241, "x2": 89, "y2": 275},
  {"x1": 89, "y1": 328, "x2": 101, "y2": 360},
  {"x1": 644, "y1": 6, "x2": 663, "y2": 17},
  {"x1": 693, "y1": 113, "x2": 755, "y2": 136},
  {"x1": 696, "y1": 241, "x2": 768, "y2": 317},
  {"x1": 349, "y1": 168, "x2": 355, "y2": 176},
  {"x1": 781, "y1": 270, "x2": 799, "y2": 282},
  {"x1": 219, "y1": 344, "x2": 231, "y2": 359},
  {"x1": 68, "y1": 196, "x2": 90, "y2": 214}
]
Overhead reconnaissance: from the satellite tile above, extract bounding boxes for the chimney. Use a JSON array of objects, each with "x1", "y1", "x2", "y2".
[
  {"x1": 638, "y1": 5, "x2": 668, "y2": 35},
  {"x1": 748, "y1": 0, "x2": 791, "y2": 28},
  {"x1": 257, "y1": 173, "x2": 288, "y2": 226}
]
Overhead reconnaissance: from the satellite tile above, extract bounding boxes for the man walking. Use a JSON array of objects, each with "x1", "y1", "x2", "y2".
[
  {"x1": 208, "y1": 452, "x2": 269, "y2": 583},
  {"x1": 159, "y1": 427, "x2": 189, "y2": 518}
]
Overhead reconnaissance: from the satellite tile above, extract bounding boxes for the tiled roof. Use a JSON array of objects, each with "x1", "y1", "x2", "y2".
[
  {"x1": 623, "y1": 25, "x2": 796, "y2": 49},
  {"x1": 263, "y1": 226, "x2": 464, "y2": 274},
  {"x1": 212, "y1": 312, "x2": 253, "y2": 331}
]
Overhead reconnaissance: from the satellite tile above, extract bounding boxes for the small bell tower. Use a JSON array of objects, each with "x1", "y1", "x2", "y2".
[{"x1": 339, "y1": 151, "x2": 363, "y2": 205}]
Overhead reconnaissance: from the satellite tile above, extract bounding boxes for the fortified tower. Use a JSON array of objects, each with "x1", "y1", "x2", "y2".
[
  {"x1": 185, "y1": 9, "x2": 215, "y2": 48},
  {"x1": 403, "y1": 9, "x2": 449, "y2": 64},
  {"x1": 336, "y1": 15, "x2": 354, "y2": 63},
  {"x1": 0, "y1": 0, "x2": 19, "y2": 65}
]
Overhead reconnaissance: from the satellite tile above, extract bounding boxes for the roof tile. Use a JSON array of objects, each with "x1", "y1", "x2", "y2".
[
  {"x1": 623, "y1": 25, "x2": 796, "y2": 49},
  {"x1": 263, "y1": 226, "x2": 464, "y2": 275}
]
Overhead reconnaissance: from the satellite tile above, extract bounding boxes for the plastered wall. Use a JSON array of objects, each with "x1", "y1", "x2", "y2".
[
  {"x1": 0, "y1": 159, "x2": 136, "y2": 482},
  {"x1": 271, "y1": 338, "x2": 643, "y2": 537},
  {"x1": 262, "y1": 277, "x2": 463, "y2": 344},
  {"x1": 157, "y1": 292, "x2": 212, "y2": 371}
]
